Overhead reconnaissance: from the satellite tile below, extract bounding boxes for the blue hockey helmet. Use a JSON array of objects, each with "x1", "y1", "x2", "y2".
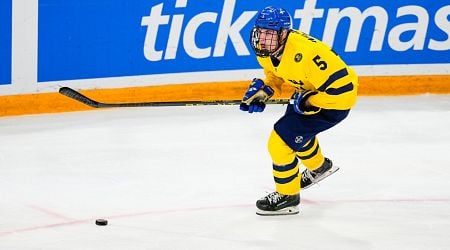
[
  {"x1": 250, "y1": 6, "x2": 292, "y2": 57},
  {"x1": 254, "y1": 6, "x2": 292, "y2": 31}
]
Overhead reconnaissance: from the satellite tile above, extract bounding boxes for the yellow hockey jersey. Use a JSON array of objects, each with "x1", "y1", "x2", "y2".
[{"x1": 257, "y1": 30, "x2": 358, "y2": 110}]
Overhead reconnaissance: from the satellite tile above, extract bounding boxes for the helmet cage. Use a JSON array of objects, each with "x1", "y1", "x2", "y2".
[{"x1": 250, "y1": 27, "x2": 286, "y2": 57}]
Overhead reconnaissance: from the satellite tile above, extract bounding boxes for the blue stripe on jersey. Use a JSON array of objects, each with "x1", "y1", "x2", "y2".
[
  {"x1": 272, "y1": 157, "x2": 298, "y2": 172},
  {"x1": 325, "y1": 83, "x2": 354, "y2": 95},
  {"x1": 318, "y1": 68, "x2": 348, "y2": 92}
]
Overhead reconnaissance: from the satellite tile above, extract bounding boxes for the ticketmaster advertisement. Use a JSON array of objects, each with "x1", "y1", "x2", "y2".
[
  {"x1": 0, "y1": 0, "x2": 12, "y2": 85},
  {"x1": 36, "y1": 0, "x2": 450, "y2": 82}
]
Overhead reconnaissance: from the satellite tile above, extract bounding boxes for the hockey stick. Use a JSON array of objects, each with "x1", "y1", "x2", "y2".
[{"x1": 59, "y1": 87, "x2": 291, "y2": 108}]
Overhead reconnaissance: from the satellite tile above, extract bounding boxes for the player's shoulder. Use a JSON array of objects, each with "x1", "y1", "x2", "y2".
[
  {"x1": 287, "y1": 30, "x2": 329, "y2": 50},
  {"x1": 288, "y1": 30, "x2": 320, "y2": 43},
  {"x1": 283, "y1": 31, "x2": 315, "y2": 61}
]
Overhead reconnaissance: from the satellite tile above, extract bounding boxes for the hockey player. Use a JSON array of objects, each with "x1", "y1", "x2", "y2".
[{"x1": 240, "y1": 6, "x2": 358, "y2": 215}]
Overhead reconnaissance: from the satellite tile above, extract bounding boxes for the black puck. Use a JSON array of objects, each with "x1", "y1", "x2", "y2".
[{"x1": 95, "y1": 219, "x2": 108, "y2": 226}]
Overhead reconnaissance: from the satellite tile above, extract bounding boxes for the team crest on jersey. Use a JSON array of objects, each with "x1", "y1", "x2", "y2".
[
  {"x1": 295, "y1": 136, "x2": 303, "y2": 144},
  {"x1": 294, "y1": 53, "x2": 302, "y2": 62}
]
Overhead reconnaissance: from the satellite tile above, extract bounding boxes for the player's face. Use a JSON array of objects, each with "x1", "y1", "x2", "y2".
[{"x1": 258, "y1": 28, "x2": 279, "y2": 53}]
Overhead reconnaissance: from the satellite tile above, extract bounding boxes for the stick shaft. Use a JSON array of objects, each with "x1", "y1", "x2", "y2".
[{"x1": 59, "y1": 87, "x2": 290, "y2": 108}]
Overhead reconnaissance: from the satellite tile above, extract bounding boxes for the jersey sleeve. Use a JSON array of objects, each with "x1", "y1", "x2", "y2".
[
  {"x1": 256, "y1": 57, "x2": 284, "y2": 95},
  {"x1": 263, "y1": 68, "x2": 284, "y2": 94}
]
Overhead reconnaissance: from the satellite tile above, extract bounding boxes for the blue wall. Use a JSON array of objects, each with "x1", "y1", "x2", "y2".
[
  {"x1": 0, "y1": 0, "x2": 12, "y2": 85},
  {"x1": 37, "y1": 0, "x2": 450, "y2": 82}
]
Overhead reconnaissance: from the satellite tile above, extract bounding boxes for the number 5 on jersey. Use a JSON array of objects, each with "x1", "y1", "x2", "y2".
[{"x1": 313, "y1": 55, "x2": 328, "y2": 70}]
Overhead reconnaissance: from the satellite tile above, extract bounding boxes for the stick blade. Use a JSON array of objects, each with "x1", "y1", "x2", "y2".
[{"x1": 59, "y1": 87, "x2": 102, "y2": 108}]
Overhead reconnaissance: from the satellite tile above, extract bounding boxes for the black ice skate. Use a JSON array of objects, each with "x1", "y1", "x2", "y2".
[
  {"x1": 256, "y1": 192, "x2": 300, "y2": 216},
  {"x1": 300, "y1": 158, "x2": 339, "y2": 189}
]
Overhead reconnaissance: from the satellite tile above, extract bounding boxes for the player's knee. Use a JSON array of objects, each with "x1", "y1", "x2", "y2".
[{"x1": 268, "y1": 130, "x2": 296, "y2": 165}]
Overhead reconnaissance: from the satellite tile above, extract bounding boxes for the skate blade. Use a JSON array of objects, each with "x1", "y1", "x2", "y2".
[
  {"x1": 302, "y1": 165, "x2": 340, "y2": 190},
  {"x1": 256, "y1": 206, "x2": 299, "y2": 216}
]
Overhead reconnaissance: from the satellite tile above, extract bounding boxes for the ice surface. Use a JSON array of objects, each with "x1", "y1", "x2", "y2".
[{"x1": 0, "y1": 95, "x2": 449, "y2": 250}]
